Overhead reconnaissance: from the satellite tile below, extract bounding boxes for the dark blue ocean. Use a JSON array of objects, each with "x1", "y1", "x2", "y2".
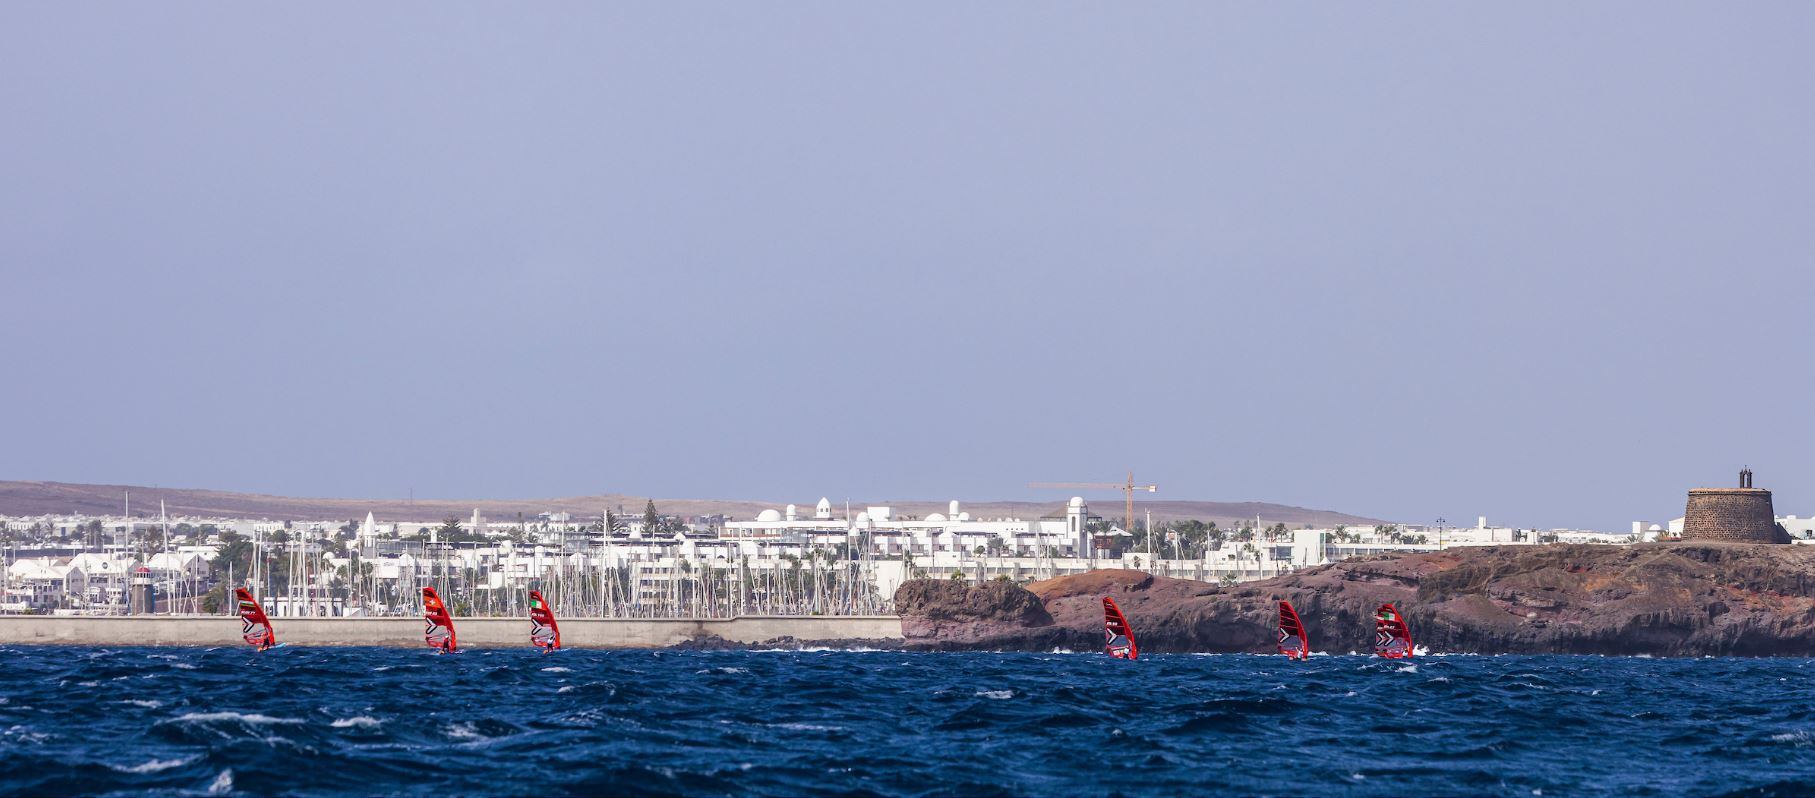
[{"x1": 2, "y1": 647, "x2": 1812, "y2": 797}]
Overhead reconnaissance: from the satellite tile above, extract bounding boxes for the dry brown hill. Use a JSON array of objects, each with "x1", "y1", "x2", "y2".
[{"x1": 0, "y1": 480, "x2": 1383, "y2": 527}]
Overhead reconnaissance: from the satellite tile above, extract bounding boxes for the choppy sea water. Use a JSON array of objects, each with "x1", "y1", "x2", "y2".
[{"x1": 2, "y1": 647, "x2": 1813, "y2": 797}]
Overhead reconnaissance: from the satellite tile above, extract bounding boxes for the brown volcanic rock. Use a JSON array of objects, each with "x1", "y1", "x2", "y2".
[
  {"x1": 894, "y1": 578, "x2": 1057, "y2": 648},
  {"x1": 895, "y1": 544, "x2": 1815, "y2": 656}
]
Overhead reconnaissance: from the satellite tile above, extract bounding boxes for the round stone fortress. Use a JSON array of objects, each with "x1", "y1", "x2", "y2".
[{"x1": 1680, "y1": 469, "x2": 1791, "y2": 544}]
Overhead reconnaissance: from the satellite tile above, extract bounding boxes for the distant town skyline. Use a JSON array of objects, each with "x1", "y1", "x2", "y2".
[{"x1": 2, "y1": 5, "x2": 1811, "y2": 530}]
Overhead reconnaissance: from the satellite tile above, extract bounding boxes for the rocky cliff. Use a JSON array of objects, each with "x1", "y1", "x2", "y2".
[{"x1": 894, "y1": 543, "x2": 1815, "y2": 656}]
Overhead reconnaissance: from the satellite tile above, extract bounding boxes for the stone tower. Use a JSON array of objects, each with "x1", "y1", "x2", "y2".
[{"x1": 1679, "y1": 469, "x2": 1790, "y2": 544}]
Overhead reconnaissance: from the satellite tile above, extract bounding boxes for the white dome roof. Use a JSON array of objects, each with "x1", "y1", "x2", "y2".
[
  {"x1": 816, "y1": 497, "x2": 832, "y2": 510},
  {"x1": 926, "y1": 513, "x2": 947, "y2": 522},
  {"x1": 756, "y1": 509, "x2": 783, "y2": 522},
  {"x1": 856, "y1": 512, "x2": 870, "y2": 523},
  {"x1": 1069, "y1": 496, "x2": 1085, "y2": 508}
]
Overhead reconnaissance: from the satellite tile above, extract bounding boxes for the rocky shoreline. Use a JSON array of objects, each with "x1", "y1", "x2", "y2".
[{"x1": 894, "y1": 542, "x2": 1815, "y2": 656}]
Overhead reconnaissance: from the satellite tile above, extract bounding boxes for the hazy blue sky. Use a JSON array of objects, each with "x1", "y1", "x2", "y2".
[{"x1": 3, "y1": 5, "x2": 1811, "y2": 529}]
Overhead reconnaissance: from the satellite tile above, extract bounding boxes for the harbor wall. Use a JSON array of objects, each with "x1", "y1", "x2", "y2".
[{"x1": 0, "y1": 615, "x2": 903, "y2": 648}]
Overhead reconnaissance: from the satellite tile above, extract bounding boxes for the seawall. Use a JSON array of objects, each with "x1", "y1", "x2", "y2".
[{"x1": 0, "y1": 615, "x2": 903, "y2": 648}]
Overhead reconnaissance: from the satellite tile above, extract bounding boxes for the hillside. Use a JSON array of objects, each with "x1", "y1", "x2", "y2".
[{"x1": 0, "y1": 480, "x2": 1382, "y2": 527}]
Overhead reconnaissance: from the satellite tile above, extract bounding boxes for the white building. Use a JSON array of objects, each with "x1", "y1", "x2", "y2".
[
  {"x1": 724, "y1": 497, "x2": 1092, "y2": 558},
  {"x1": 5, "y1": 558, "x2": 88, "y2": 609}
]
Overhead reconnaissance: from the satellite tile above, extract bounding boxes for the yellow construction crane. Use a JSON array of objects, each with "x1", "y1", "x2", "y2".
[{"x1": 1028, "y1": 472, "x2": 1158, "y2": 538}]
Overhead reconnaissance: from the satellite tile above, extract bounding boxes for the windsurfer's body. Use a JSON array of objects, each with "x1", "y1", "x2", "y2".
[{"x1": 1106, "y1": 634, "x2": 1134, "y2": 659}]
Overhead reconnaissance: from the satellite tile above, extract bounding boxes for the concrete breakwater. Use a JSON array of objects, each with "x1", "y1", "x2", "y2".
[{"x1": 0, "y1": 615, "x2": 903, "y2": 648}]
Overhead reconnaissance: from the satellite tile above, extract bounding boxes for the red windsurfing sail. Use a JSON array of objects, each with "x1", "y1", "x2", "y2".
[
  {"x1": 528, "y1": 590, "x2": 561, "y2": 652},
  {"x1": 422, "y1": 586, "x2": 456, "y2": 652},
  {"x1": 235, "y1": 588, "x2": 275, "y2": 651},
  {"x1": 1373, "y1": 602, "x2": 1413, "y2": 659},
  {"x1": 1102, "y1": 596, "x2": 1137, "y2": 660},
  {"x1": 1277, "y1": 600, "x2": 1309, "y2": 660}
]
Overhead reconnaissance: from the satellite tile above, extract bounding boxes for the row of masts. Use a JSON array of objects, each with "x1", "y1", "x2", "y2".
[{"x1": 234, "y1": 521, "x2": 893, "y2": 619}]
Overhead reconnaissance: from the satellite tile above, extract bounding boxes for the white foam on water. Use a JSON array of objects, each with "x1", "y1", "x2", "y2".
[
  {"x1": 168, "y1": 712, "x2": 303, "y2": 725},
  {"x1": 557, "y1": 686, "x2": 575, "y2": 693},
  {"x1": 113, "y1": 756, "x2": 198, "y2": 774},
  {"x1": 171, "y1": 663, "x2": 198, "y2": 670},
  {"x1": 539, "y1": 666, "x2": 572, "y2": 673},
  {"x1": 1771, "y1": 730, "x2": 1813, "y2": 747},
  {"x1": 975, "y1": 690, "x2": 1013, "y2": 700},
  {"x1": 444, "y1": 721, "x2": 492, "y2": 741},
  {"x1": 331, "y1": 716, "x2": 382, "y2": 729},
  {"x1": 122, "y1": 699, "x2": 163, "y2": 709},
  {"x1": 771, "y1": 722, "x2": 844, "y2": 732},
  {"x1": 1395, "y1": 664, "x2": 1419, "y2": 674},
  {"x1": 207, "y1": 769, "x2": 234, "y2": 795},
  {"x1": 3, "y1": 725, "x2": 50, "y2": 744}
]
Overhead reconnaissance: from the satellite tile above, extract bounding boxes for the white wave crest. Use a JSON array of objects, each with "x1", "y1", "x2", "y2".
[
  {"x1": 540, "y1": 666, "x2": 572, "y2": 673},
  {"x1": 331, "y1": 716, "x2": 382, "y2": 729},
  {"x1": 771, "y1": 722, "x2": 844, "y2": 731},
  {"x1": 975, "y1": 690, "x2": 1014, "y2": 700},
  {"x1": 3, "y1": 725, "x2": 50, "y2": 744},
  {"x1": 167, "y1": 712, "x2": 303, "y2": 725},
  {"x1": 113, "y1": 756, "x2": 198, "y2": 774},
  {"x1": 208, "y1": 769, "x2": 234, "y2": 795},
  {"x1": 445, "y1": 721, "x2": 492, "y2": 741}
]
